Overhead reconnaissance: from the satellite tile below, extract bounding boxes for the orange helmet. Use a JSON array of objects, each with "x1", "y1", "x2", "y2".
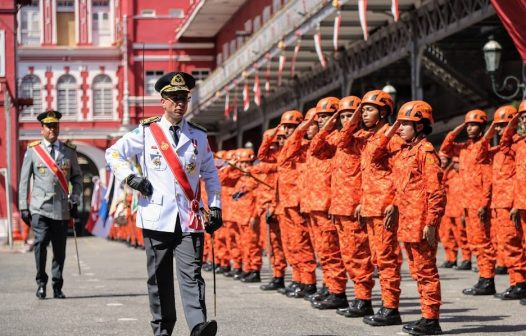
[
  {"x1": 464, "y1": 109, "x2": 487, "y2": 124},
  {"x1": 215, "y1": 150, "x2": 227, "y2": 160},
  {"x1": 280, "y1": 110, "x2": 303, "y2": 125},
  {"x1": 493, "y1": 105, "x2": 517, "y2": 123},
  {"x1": 338, "y1": 96, "x2": 361, "y2": 112},
  {"x1": 304, "y1": 107, "x2": 317, "y2": 121},
  {"x1": 519, "y1": 100, "x2": 526, "y2": 114},
  {"x1": 361, "y1": 90, "x2": 394, "y2": 115},
  {"x1": 237, "y1": 148, "x2": 255, "y2": 162},
  {"x1": 225, "y1": 150, "x2": 236, "y2": 161},
  {"x1": 315, "y1": 97, "x2": 340, "y2": 114},
  {"x1": 263, "y1": 128, "x2": 280, "y2": 142},
  {"x1": 396, "y1": 100, "x2": 434, "y2": 123}
]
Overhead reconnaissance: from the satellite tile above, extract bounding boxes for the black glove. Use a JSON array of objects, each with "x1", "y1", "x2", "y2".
[
  {"x1": 21, "y1": 209, "x2": 32, "y2": 226},
  {"x1": 126, "y1": 174, "x2": 153, "y2": 196},
  {"x1": 70, "y1": 203, "x2": 79, "y2": 219},
  {"x1": 205, "y1": 207, "x2": 223, "y2": 235},
  {"x1": 232, "y1": 191, "x2": 246, "y2": 201}
]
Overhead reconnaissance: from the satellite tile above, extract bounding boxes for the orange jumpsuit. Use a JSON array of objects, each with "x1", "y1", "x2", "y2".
[
  {"x1": 514, "y1": 135, "x2": 526, "y2": 251},
  {"x1": 275, "y1": 127, "x2": 317, "y2": 285},
  {"x1": 306, "y1": 128, "x2": 347, "y2": 295},
  {"x1": 386, "y1": 138, "x2": 445, "y2": 319},
  {"x1": 486, "y1": 129, "x2": 526, "y2": 286},
  {"x1": 440, "y1": 133, "x2": 495, "y2": 279},
  {"x1": 219, "y1": 166, "x2": 243, "y2": 269},
  {"x1": 360, "y1": 124, "x2": 403, "y2": 309},
  {"x1": 329, "y1": 124, "x2": 374, "y2": 300},
  {"x1": 440, "y1": 169, "x2": 459, "y2": 263}
]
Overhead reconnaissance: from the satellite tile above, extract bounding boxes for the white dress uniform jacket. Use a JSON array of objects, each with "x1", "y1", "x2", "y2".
[{"x1": 105, "y1": 116, "x2": 221, "y2": 233}]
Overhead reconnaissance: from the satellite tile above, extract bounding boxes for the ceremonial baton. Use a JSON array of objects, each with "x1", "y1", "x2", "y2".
[
  {"x1": 211, "y1": 232, "x2": 217, "y2": 317},
  {"x1": 70, "y1": 218, "x2": 81, "y2": 275}
]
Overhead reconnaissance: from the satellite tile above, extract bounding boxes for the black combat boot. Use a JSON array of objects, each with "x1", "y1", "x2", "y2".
[
  {"x1": 240, "y1": 271, "x2": 261, "y2": 283},
  {"x1": 453, "y1": 260, "x2": 471, "y2": 271},
  {"x1": 402, "y1": 318, "x2": 442, "y2": 335},
  {"x1": 440, "y1": 260, "x2": 457, "y2": 268},
  {"x1": 305, "y1": 284, "x2": 328, "y2": 302},
  {"x1": 225, "y1": 268, "x2": 242, "y2": 278},
  {"x1": 233, "y1": 270, "x2": 248, "y2": 281},
  {"x1": 311, "y1": 293, "x2": 349, "y2": 310},
  {"x1": 215, "y1": 265, "x2": 230, "y2": 274},
  {"x1": 462, "y1": 277, "x2": 496, "y2": 295},
  {"x1": 495, "y1": 283, "x2": 526, "y2": 300},
  {"x1": 278, "y1": 281, "x2": 300, "y2": 295},
  {"x1": 495, "y1": 266, "x2": 508, "y2": 275},
  {"x1": 363, "y1": 306, "x2": 402, "y2": 326},
  {"x1": 202, "y1": 262, "x2": 213, "y2": 272},
  {"x1": 286, "y1": 283, "x2": 304, "y2": 298},
  {"x1": 289, "y1": 284, "x2": 317, "y2": 298},
  {"x1": 260, "y1": 277, "x2": 285, "y2": 291},
  {"x1": 342, "y1": 299, "x2": 374, "y2": 317}
]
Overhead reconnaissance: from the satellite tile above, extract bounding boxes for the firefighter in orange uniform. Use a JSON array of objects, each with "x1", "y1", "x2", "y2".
[
  {"x1": 304, "y1": 97, "x2": 349, "y2": 310},
  {"x1": 440, "y1": 109, "x2": 496, "y2": 295},
  {"x1": 356, "y1": 90, "x2": 403, "y2": 326},
  {"x1": 483, "y1": 106, "x2": 526, "y2": 300},
  {"x1": 376, "y1": 101, "x2": 445, "y2": 335},
  {"x1": 438, "y1": 153, "x2": 459, "y2": 268},
  {"x1": 273, "y1": 110, "x2": 318, "y2": 298}
]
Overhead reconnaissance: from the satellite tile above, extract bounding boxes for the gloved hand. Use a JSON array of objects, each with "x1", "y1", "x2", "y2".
[
  {"x1": 205, "y1": 207, "x2": 223, "y2": 235},
  {"x1": 21, "y1": 209, "x2": 32, "y2": 226},
  {"x1": 126, "y1": 174, "x2": 153, "y2": 196},
  {"x1": 69, "y1": 203, "x2": 79, "y2": 219}
]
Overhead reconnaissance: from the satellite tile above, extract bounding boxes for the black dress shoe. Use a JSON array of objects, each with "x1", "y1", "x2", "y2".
[
  {"x1": 495, "y1": 283, "x2": 526, "y2": 300},
  {"x1": 343, "y1": 299, "x2": 374, "y2": 317},
  {"x1": 363, "y1": 307, "x2": 402, "y2": 326},
  {"x1": 402, "y1": 318, "x2": 442, "y2": 335},
  {"x1": 53, "y1": 289, "x2": 66, "y2": 299},
  {"x1": 289, "y1": 284, "x2": 317, "y2": 298},
  {"x1": 495, "y1": 266, "x2": 508, "y2": 275},
  {"x1": 215, "y1": 266, "x2": 230, "y2": 274},
  {"x1": 190, "y1": 320, "x2": 217, "y2": 336},
  {"x1": 240, "y1": 271, "x2": 261, "y2": 283},
  {"x1": 305, "y1": 284, "x2": 328, "y2": 302},
  {"x1": 260, "y1": 277, "x2": 285, "y2": 291},
  {"x1": 440, "y1": 260, "x2": 457, "y2": 268},
  {"x1": 336, "y1": 300, "x2": 357, "y2": 316},
  {"x1": 278, "y1": 281, "x2": 300, "y2": 295},
  {"x1": 224, "y1": 268, "x2": 241, "y2": 278},
  {"x1": 311, "y1": 293, "x2": 349, "y2": 310},
  {"x1": 453, "y1": 260, "x2": 471, "y2": 271},
  {"x1": 233, "y1": 271, "x2": 248, "y2": 281},
  {"x1": 202, "y1": 262, "x2": 212, "y2": 272},
  {"x1": 36, "y1": 285, "x2": 46, "y2": 299},
  {"x1": 462, "y1": 277, "x2": 496, "y2": 295},
  {"x1": 286, "y1": 283, "x2": 304, "y2": 297}
]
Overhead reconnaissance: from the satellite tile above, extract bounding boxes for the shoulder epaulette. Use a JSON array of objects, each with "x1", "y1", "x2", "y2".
[
  {"x1": 28, "y1": 140, "x2": 41, "y2": 148},
  {"x1": 140, "y1": 116, "x2": 161, "y2": 126},
  {"x1": 188, "y1": 121, "x2": 207, "y2": 133},
  {"x1": 64, "y1": 140, "x2": 77, "y2": 150}
]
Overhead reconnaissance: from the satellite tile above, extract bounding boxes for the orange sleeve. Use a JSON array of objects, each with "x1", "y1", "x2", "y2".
[
  {"x1": 258, "y1": 133, "x2": 276, "y2": 162},
  {"x1": 423, "y1": 151, "x2": 446, "y2": 227},
  {"x1": 481, "y1": 163, "x2": 492, "y2": 208},
  {"x1": 370, "y1": 134, "x2": 391, "y2": 163},
  {"x1": 309, "y1": 129, "x2": 336, "y2": 159},
  {"x1": 440, "y1": 131, "x2": 463, "y2": 158},
  {"x1": 277, "y1": 127, "x2": 307, "y2": 164}
]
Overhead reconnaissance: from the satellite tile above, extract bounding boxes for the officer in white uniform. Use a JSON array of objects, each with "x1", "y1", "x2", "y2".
[{"x1": 105, "y1": 72, "x2": 222, "y2": 336}]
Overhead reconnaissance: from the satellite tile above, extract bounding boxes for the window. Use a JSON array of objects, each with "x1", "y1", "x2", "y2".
[
  {"x1": 216, "y1": 53, "x2": 223, "y2": 66},
  {"x1": 169, "y1": 9, "x2": 184, "y2": 18},
  {"x1": 92, "y1": 0, "x2": 111, "y2": 46},
  {"x1": 145, "y1": 70, "x2": 163, "y2": 95},
  {"x1": 229, "y1": 39, "x2": 236, "y2": 56},
  {"x1": 273, "y1": 0, "x2": 282, "y2": 13},
  {"x1": 191, "y1": 69, "x2": 210, "y2": 82},
  {"x1": 253, "y1": 16, "x2": 261, "y2": 32},
  {"x1": 57, "y1": 0, "x2": 74, "y2": 11},
  {"x1": 20, "y1": 0, "x2": 40, "y2": 46},
  {"x1": 222, "y1": 42, "x2": 229, "y2": 60},
  {"x1": 56, "y1": 74, "x2": 78, "y2": 118},
  {"x1": 19, "y1": 75, "x2": 42, "y2": 120},
  {"x1": 263, "y1": 6, "x2": 271, "y2": 22},
  {"x1": 0, "y1": 31, "x2": 4, "y2": 77},
  {"x1": 141, "y1": 9, "x2": 156, "y2": 17},
  {"x1": 244, "y1": 19, "x2": 252, "y2": 34},
  {"x1": 92, "y1": 74, "x2": 113, "y2": 118}
]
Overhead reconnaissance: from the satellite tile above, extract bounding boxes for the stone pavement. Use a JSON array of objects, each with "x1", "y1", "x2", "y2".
[{"x1": 1, "y1": 237, "x2": 526, "y2": 336}]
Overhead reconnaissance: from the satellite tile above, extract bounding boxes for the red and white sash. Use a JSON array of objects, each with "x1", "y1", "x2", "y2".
[
  {"x1": 149, "y1": 123, "x2": 204, "y2": 230},
  {"x1": 33, "y1": 143, "x2": 69, "y2": 194}
]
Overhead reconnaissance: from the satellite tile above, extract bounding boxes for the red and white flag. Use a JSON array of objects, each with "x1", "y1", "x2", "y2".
[
  {"x1": 224, "y1": 91, "x2": 230, "y2": 119},
  {"x1": 291, "y1": 39, "x2": 301, "y2": 77},
  {"x1": 265, "y1": 54, "x2": 271, "y2": 93},
  {"x1": 253, "y1": 69, "x2": 261, "y2": 107},
  {"x1": 333, "y1": 11, "x2": 341, "y2": 51},
  {"x1": 392, "y1": 0, "x2": 399, "y2": 22},
  {"x1": 243, "y1": 80, "x2": 250, "y2": 111},
  {"x1": 232, "y1": 83, "x2": 239, "y2": 122},
  {"x1": 278, "y1": 54, "x2": 286, "y2": 86},
  {"x1": 314, "y1": 32, "x2": 326, "y2": 68},
  {"x1": 358, "y1": 0, "x2": 368, "y2": 41}
]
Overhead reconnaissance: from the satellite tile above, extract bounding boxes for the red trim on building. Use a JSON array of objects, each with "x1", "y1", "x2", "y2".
[
  {"x1": 80, "y1": 69, "x2": 89, "y2": 119},
  {"x1": 43, "y1": 0, "x2": 53, "y2": 45},
  {"x1": 45, "y1": 66, "x2": 53, "y2": 109}
]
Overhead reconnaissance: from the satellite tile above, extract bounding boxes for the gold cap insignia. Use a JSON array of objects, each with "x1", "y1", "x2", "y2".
[{"x1": 171, "y1": 74, "x2": 185, "y2": 86}]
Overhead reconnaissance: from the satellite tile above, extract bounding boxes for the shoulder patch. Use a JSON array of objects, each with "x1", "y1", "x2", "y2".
[
  {"x1": 140, "y1": 116, "x2": 161, "y2": 126},
  {"x1": 188, "y1": 121, "x2": 207, "y2": 133},
  {"x1": 422, "y1": 142, "x2": 435, "y2": 152},
  {"x1": 64, "y1": 140, "x2": 77, "y2": 150},
  {"x1": 28, "y1": 140, "x2": 41, "y2": 148}
]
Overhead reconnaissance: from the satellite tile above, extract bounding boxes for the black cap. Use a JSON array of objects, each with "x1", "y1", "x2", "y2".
[
  {"x1": 154, "y1": 72, "x2": 196, "y2": 94},
  {"x1": 37, "y1": 110, "x2": 62, "y2": 124}
]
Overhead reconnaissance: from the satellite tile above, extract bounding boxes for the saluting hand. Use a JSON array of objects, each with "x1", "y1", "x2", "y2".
[
  {"x1": 322, "y1": 111, "x2": 340, "y2": 132},
  {"x1": 126, "y1": 174, "x2": 153, "y2": 197},
  {"x1": 385, "y1": 120, "x2": 401, "y2": 138},
  {"x1": 451, "y1": 122, "x2": 466, "y2": 136}
]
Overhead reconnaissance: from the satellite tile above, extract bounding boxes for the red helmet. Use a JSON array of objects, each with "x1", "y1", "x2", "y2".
[
  {"x1": 493, "y1": 105, "x2": 517, "y2": 123},
  {"x1": 396, "y1": 100, "x2": 434, "y2": 124},
  {"x1": 519, "y1": 100, "x2": 526, "y2": 114},
  {"x1": 304, "y1": 107, "x2": 317, "y2": 121},
  {"x1": 280, "y1": 110, "x2": 303, "y2": 125},
  {"x1": 361, "y1": 90, "x2": 394, "y2": 115},
  {"x1": 315, "y1": 97, "x2": 340, "y2": 114},
  {"x1": 237, "y1": 148, "x2": 255, "y2": 162},
  {"x1": 338, "y1": 96, "x2": 361, "y2": 112},
  {"x1": 464, "y1": 109, "x2": 487, "y2": 124}
]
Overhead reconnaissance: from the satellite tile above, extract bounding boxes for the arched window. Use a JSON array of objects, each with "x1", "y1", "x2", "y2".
[
  {"x1": 56, "y1": 74, "x2": 78, "y2": 118},
  {"x1": 92, "y1": 74, "x2": 113, "y2": 118},
  {"x1": 19, "y1": 74, "x2": 42, "y2": 120}
]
